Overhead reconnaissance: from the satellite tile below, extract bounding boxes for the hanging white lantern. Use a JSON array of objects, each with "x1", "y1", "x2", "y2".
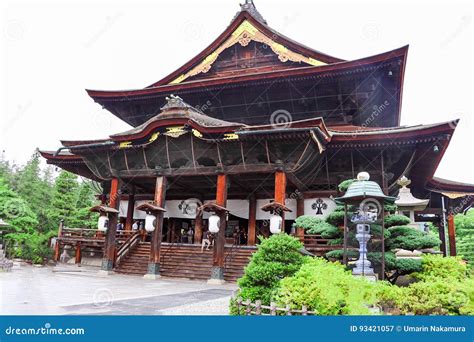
[
  {"x1": 145, "y1": 214, "x2": 156, "y2": 232},
  {"x1": 270, "y1": 214, "x2": 283, "y2": 234},
  {"x1": 97, "y1": 215, "x2": 109, "y2": 232},
  {"x1": 208, "y1": 214, "x2": 220, "y2": 234}
]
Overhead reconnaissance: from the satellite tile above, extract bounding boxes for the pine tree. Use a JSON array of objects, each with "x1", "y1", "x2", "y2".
[
  {"x1": 0, "y1": 177, "x2": 38, "y2": 234},
  {"x1": 15, "y1": 152, "x2": 53, "y2": 230},
  {"x1": 70, "y1": 180, "x2": 99, "y2": 228},
  {"x1": 46, "y1": 171, "x2": 79, "y2": 229}
]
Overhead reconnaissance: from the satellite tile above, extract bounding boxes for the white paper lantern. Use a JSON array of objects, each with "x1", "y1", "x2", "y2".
[
  {"x1": 145, "y1": 214, "x2": 156, "y2": 232},
  {"x1": 208, "y1": 214, "x2": 220, "y2": 234},
  {"x1": 270, "y1": 214, "x2": 283, "y2": 234},
  {"x1": 97, "y1": 215, "x2": 109, "y2": 232}
]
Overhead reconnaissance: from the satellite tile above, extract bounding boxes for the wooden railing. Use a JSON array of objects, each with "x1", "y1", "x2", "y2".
[
  {"x1": 115, "y1": 231, "x2": 141, "y2": 265},
  {"x1": 60, "y1": 227, "x2": 102, "y2": 239},
  {"x1": 235, "y1": 298, "x2": 317, "y2": 316}
]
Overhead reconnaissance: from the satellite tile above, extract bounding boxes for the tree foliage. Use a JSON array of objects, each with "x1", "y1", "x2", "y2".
[
  {"x1": 0, "y1": 152, "x2": 100, "y2": 264},
  {"x1": 455, "y1": 209, "x2": 474, "y2": 264}
]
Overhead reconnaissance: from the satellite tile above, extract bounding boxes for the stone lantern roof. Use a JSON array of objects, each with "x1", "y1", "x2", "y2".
[{"x1": 395, "y1": 176, "x2": 429, "y2": 211}]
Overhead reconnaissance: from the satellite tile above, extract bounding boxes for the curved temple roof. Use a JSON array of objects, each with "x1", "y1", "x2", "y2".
[{"x1": 85, "y1": 1, "x2": 408, "y2": 128}]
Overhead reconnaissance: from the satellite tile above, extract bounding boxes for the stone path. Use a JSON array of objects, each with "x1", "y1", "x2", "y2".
[{"x1": 0, "y1": 262, "x2": 236, "y2": 315}]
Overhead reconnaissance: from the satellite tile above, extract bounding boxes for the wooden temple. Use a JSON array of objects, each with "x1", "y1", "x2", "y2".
[{"x1": 41, "y1": 0, "x2": 474, "y2": 281}]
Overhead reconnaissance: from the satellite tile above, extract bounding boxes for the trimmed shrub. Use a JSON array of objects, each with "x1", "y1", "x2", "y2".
[
  {"x1": 338, "y1": 179, "x2": 354, "y2": 193},
  {"x1": 273, "y1": 257, "x2": 378, "y2": 315},
  {"x1": 384, "y1": 214, "x2": 411, "y2": 228},
  {"x1": 387, "y1": 226, "x2": 440, "y2": 251},
  {"x1": 325, "y1": 249, "x2": 358, "y2": 260},
  {"x1": 326, "y1": 211, "x2": 345, "y2": 227},
  {"x1": 235, "y1": 234, "x2": 304, "y2": 305},
  {"x1": 294, "y1": 216, "x2": 341, "y2": 238}
]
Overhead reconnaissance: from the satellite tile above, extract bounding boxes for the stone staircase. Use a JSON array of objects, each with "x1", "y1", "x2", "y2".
[{"x1": 115, "y1": 242, "x2": 255, "y2": 282}]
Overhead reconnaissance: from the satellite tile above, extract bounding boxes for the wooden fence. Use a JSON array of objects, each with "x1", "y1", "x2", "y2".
[{"x1": 235, "y1": 298, "x2": 317, "y2": 316}]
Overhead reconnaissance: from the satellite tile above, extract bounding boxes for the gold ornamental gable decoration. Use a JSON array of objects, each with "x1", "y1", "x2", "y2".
[{"x1": 170, "y1": 20, "x2": 327, "y2": 84}]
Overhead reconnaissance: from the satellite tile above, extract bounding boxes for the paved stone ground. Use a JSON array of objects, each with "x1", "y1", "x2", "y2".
[{"x1": 0, "y1": 262, "x2": 237, "y2": 315}]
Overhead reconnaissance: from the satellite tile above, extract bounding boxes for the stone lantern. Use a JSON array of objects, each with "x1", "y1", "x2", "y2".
[
  {"x1": 335, "y1": 172, "x2": 396, "y2": 280},
  {"x1": 395, "y1": 176, "x2": 429, "y2": 224}
]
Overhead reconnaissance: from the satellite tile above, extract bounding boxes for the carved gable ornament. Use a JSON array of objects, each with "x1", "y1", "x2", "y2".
[{"x1": 170, "y1": 20, "x2": 327, "y2": 84}]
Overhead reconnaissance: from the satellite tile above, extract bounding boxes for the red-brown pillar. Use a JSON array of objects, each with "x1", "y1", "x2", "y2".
[
  {"x1": 447, "y1": 213, "x2": 456, "y2": 256},
  {"x1": 101, "y1": 177, "x2": 121, "y2": 272},
  {"x1": 274, "y1": 170, "x2": 287, "y2": 231},
  {"x1": 247, "y1": 196, "x2": 257, "y2": 246},
  {"x1": 194, "y1": 214, "x2": 203, "y2": 244},
  {"x1": 145, "y1": 176, "x2": 167, "y2": 279},
  {"x1": 125, "y1": 192, "x2": 135, "y2": 231},
  {"x1": 75, "y1": 243, "x2": 82, "y2": 265},
  {"x1": 296, "y1": 197, "x2": 305, "y2": 241},
  {"x1": 210, "y1": 173, "x2": 227, "y2": 283}
]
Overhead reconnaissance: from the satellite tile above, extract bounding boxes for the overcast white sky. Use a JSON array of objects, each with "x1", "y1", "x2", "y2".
[{"x1": 1, "y1": 0, "x2": 473, "y2": 183}]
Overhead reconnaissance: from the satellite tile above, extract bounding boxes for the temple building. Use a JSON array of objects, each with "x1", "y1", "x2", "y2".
[{"x1": 41, "y1": 1, "x2": 474, "y2": 282}]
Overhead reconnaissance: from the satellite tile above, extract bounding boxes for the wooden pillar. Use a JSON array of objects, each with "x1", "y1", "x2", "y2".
[
  {"x1": 125, "y1": 192, "x2": 135, "y2": 231},
  {"x1": 53, "y1": 219, "x2": 64, "y2": 261},
  {"x1": 248, "y1": 196, "x2": 257, "y2": 246},
  {"x1": 447, "y1": 213, "x2": 456, "y2": 256},
  {"x1": 75, "y1": 243, "x2": 82, "y2": 265},
  {"x1": 146, "y1": 176, "x2": 167, "y2": 279},
  {"x1": 438, "y1": 219, "x2": 447, "y2": 257},
  {"x1": 194, "y1": 214, "x2": 203, "y2": 244},
  {"x1": 296, "y1": 197, "x2": 305, "y2": 242},
  {"x1": 210, "y1": 173, "x2": 227, "y2": 283},
  {"x1": 101, "y1": 177, "x2": 121, "y2": 272},
  {"x1": 274, "y1": 170, "x2": 287, "y2": 231}
]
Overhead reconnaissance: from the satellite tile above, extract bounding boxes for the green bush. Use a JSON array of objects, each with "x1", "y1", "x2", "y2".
[
  {"x1": 397, "y1": 278, "x2": 474, "y2": 315},
  {"x1": 294, "y1": 216, "x2": 341, "y2": 238},
  {"x1": 273, "y1": 257, "x2": 378, "y2": 315},
  {"x1": 5, "y1": 231, "x2": 55, "y2": 264},
  {"x1": 235, "y1": 234, "x2": 304, "y2": 306},
  {"x1": 387, "y1": 226, "x2": 440, "y2": 251},
  {"x1": 338, "y1": 179, "x2": 354, "y2": 193},
  {"x1": 412, "y1": 255, "x2": 468, "y2": 282},
  {"x1": 369, "y1": 224, "x2": 391, "y2": 239},
  {"x1": 326, "y1": 211, "x2": 345, "y2": 226},
  {"x1": 384, "y1": 204, "x2": 398, "y2": 215},
  {"x1": 384, "y1": 215, "x2": 411, "y2": 228},
  {"x1": 325, "y1": 249, "x2": 358, "y2": 260},
  {"x1": 455, "y1": 209, "x2": 474, "y2": 264}
]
